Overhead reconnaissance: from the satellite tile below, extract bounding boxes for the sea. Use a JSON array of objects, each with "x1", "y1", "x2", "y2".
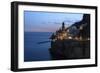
[{"x1": 24, "y1": 32, "x2": 53, "y2": 62}]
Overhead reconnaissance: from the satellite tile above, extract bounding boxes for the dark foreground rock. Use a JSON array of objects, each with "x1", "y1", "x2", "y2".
[{"x1": 49, "y1": 39, "x2": 90, "y2": 60}]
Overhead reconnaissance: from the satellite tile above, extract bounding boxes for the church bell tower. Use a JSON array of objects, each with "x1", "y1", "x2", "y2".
[{"x1": 62, "y1": 22, "x2": 65, "y2": 30}]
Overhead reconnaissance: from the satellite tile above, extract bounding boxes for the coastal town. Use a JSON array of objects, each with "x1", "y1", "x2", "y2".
[
  {"x1": 49, "y1": 14, "x2": 90, "y2": 60},
  {"x1": 50, "y1": 22, "x2": 88, "y2": 41}
]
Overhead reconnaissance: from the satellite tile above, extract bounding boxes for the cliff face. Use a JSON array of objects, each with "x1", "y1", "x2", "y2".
[
  {"x1": 49, "y1": 39, "x2": 90, "y2": 60},
  {"x1": 72, "y1": 14, "x2": 90, "y2": 38}
]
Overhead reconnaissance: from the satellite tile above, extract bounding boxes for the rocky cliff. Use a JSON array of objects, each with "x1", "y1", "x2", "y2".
[{"x1": 49, "y1": 14, "x2": 90, "y2": 60}]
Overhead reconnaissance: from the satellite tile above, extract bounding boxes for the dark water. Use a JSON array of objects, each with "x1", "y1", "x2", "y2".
[{"x1": 24, "y1": 32, "x2": 53, "y2": 62}]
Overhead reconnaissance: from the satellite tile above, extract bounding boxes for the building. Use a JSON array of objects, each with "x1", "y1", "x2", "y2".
[{"x1": 50, "y1": 22, "x2": 69, "y2": 41}]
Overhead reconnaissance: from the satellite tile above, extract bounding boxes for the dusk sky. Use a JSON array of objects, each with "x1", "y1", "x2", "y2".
[{"x1": 24, "y1": 11, "x2": 83, "y2": 32}]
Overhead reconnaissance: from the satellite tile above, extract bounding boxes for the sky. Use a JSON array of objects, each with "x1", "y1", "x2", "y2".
[{"x1": 24, "y1": 11, "x2": 83, "y2": 32}]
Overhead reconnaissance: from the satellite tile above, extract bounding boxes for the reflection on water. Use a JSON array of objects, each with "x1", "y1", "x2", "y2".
[{"x1": 24, "y1": 32, "x2": 52, "y2": 62}]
